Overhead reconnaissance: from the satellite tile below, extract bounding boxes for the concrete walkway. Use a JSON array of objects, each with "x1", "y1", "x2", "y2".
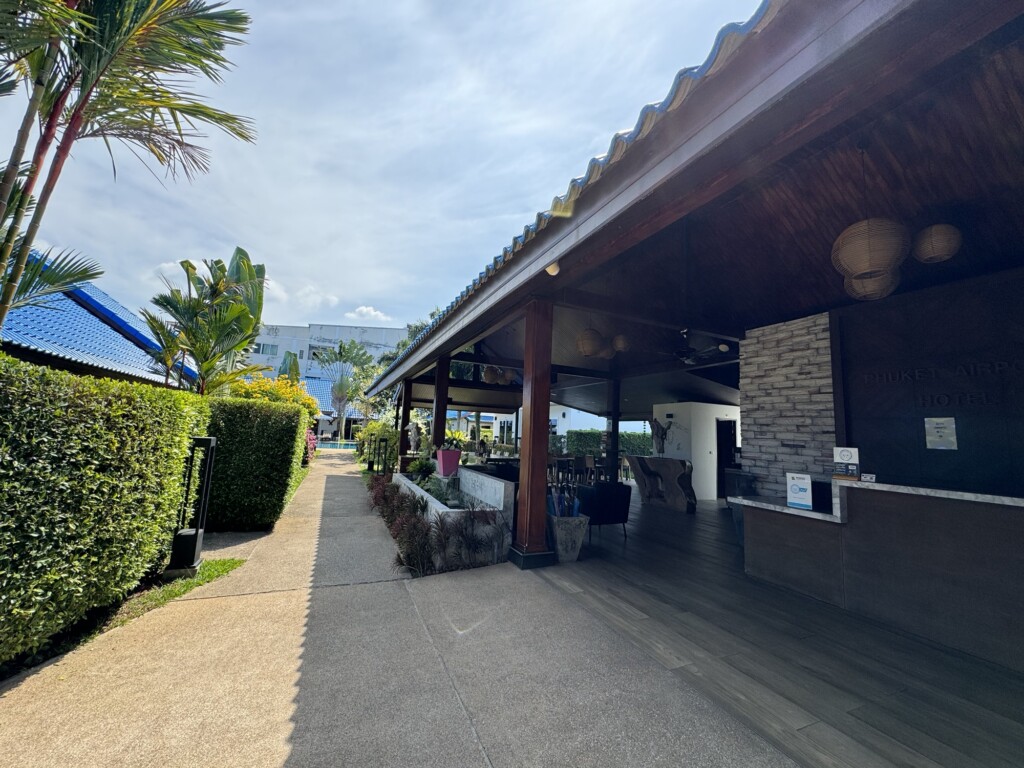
[{"x1": 0, "y1": 452, "x2": 795, "y2": 767}]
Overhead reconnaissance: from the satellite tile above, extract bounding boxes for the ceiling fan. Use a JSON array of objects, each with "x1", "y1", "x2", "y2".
[{"x1": 656, "y1": 329, "x2": 734, "y2": 366}]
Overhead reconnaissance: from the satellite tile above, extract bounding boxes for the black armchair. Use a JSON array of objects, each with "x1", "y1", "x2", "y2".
[{"x1": 576, "y1": 482, "x2": 632, "y2": 542}]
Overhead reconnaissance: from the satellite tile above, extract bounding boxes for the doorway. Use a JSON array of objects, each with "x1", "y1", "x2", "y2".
[{"x1": 715, "y1": 419, "x2": 738, "y2": 498}]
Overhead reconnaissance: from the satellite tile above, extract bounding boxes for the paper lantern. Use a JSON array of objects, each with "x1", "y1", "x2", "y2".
[
  {"x1": 576, "y1": 328, "x2": 604, "y2": 357},
  {"x1": 844, "y1": 270, "x2": 900, "y2": 301},
  {"x1": 611, "y1": 334, "x2": 630, "y2": 353},
  {"x1": 831, "y1": 218, "x2": 909, "y2": 279},
  {"x1": 502, "y1": 368, "x2": 517, "y2": 384},
  {"x1": 598, "y1": 344, "x2": 616, "y2": 360},
  {"x1": 913, "y1": 224, "x2": 961, "y2": 264},
  {"x1": 482, "y1": 366, "x2": 499, "y2": 384}
]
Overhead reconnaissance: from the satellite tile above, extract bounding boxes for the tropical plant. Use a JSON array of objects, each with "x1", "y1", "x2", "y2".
[
  {"x1": 441, "y1": 429, "x2": 468, "y2": 451},
  {"x1": 140, "y1": 307, "x2": 184, "y2": 387},
  {"x1": 0, "y1": 0, "x2": 255, "y2": 333},
  {"x1": 148, "y1": 247, "x2": 268, "y2": 395},
  {"x1": 2, "y1": 247, "x2": 101, "y2": 312},
  {"x1": 317, "y1": 338, "x2": 373, "y2": 439},
  {"x1": 278, "y1": 350, "x2": 300, "y2": 382}
]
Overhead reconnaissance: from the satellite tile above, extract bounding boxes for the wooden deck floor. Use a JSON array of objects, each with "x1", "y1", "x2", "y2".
[{"x1": 536, "y1": 491, "x2": 1024, "y2": 767}]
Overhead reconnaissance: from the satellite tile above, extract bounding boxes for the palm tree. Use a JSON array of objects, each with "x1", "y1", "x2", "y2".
[
  {"x1": 148, "y1": 247, "x2": 268, "y2": 395},
  {"x1": 318, "y1": 339, "x2": 374, "y2": 440},
  {"x1": 0, "y1": 173, "x2": 101, "y2": 314},
  {"x1": 139, "y1": 308, "x2": 184, "y2": 387},
  {"x1": 0, "y1": 0, "x2": 255, "y2": 332}
]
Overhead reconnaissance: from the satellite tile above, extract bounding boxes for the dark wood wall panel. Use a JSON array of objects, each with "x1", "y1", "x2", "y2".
[
  {"x1": 742, "y1": 508, "x2": 844, "y2": 606},
  {"x1": 838, "y1": 268, "x2": 1024, "y2": 496},
  {"x1": 842, "y1": 489, "x2": 1024, "y2": 673}
]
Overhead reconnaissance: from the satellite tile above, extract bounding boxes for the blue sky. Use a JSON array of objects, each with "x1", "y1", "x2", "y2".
[{"x1": 5, "y1": 0, "x2": 764, "y2": 328}]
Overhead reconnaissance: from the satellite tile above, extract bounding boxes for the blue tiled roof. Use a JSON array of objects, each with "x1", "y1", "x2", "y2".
[
  {"x1": 3, "y1": 284, "x2": 166, "y2": 383},
  {"x1": 373, "y1": 0, "x2": 776, "y2": 388}
]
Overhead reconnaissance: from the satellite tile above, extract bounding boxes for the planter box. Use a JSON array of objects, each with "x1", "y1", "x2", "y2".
[
  {"x1": 437, "y1": 449, "x2": 461, "y2": 477},
  {"x1": 547, "y1": 514, "x2": 589, "y2": 563}
]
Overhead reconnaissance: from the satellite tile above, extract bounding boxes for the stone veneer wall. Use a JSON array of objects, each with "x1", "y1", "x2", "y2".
[{"x1": 739, "y1": 313, "x2": 836, "y2": 497}]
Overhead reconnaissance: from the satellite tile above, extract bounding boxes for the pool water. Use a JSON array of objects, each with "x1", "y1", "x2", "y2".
[{"x1": 317, "y1": 441, "x2": 357, "y2": 450}]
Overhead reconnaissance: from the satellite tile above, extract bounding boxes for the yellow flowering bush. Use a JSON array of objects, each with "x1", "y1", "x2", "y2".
[{"x1": 229, "y1": 375, "x2": 319, "y2": 422}]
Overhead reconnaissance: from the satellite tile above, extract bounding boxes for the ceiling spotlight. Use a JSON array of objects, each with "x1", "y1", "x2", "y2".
[{"x1": 718, "y1": 343, "x2": 730, "y2": 353}]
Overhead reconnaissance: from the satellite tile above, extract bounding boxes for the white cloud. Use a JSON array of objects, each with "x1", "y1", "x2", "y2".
[
  {"x1": 344, "y1": 305, "x2": 393, "y2": 324},
  {"x1": 294, "y1": 285, "x2": 339, "y2": 311}
]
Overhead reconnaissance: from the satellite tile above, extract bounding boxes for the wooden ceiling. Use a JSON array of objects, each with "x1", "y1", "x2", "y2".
[{"x1": 408, "y1": 19, "x2": 1024, "y2": 418}]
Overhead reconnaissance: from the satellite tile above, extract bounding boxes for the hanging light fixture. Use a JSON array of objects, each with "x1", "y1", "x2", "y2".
[
  {"x1": 844, "y1": 271, "x2": 901, "y2": 301},
  {"x1": 576, "y1": 328, "x2": 604, "y2": 357},
  {"x1": 482, "y1": 365, "x2": 499, "y2": 384},
  {"x1": 612, "y1": 334, "x2": 630, "y2": 353},
  {"x1": 544, "y1": 260, "x2": 560, "y2": 276},
  {"x1": 830, "y1": 142, "x2": 908, "y2": 300},
  {"x1": 913, "y1": 224, "x2": 961, "y2": 264},
  {"x1": 831, "y1": 218, "x2": 910, "y2": 279}
]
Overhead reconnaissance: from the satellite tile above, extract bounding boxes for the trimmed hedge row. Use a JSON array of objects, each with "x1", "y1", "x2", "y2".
[
  {"x1": 0, "y1": 355, "x2": 210, "y2": 664},
  {"x1": 206, "y1": 398, "x2": 307, "y2": 531},
  {"x1": 565, "y1": 429, "x2": 652, "y2": 457}
]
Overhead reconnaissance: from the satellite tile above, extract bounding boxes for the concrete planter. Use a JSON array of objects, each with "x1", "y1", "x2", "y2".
[{"x1": 547, "y1": 514, "x2": 589, "y2": 563}]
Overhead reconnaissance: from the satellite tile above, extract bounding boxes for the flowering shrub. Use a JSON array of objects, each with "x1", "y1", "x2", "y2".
[
  {"x1": 230, "y1": 375, "x2": 320, "y2": 422},
  {"x1": 303, "y1": 428, "x2": 317, "y2": 465}
]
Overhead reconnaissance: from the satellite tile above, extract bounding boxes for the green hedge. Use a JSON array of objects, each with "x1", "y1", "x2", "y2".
[
  {"x1": 206, "y1": 398, "x2": 307, "y2": 531},
  {"x1": 564, "y1": 429, "x2": 651, "y2": 456},
  {"x1": 565, "y1": 429, "x2": 602, "y2": 456},
  {"x1": 620, "y1": 431, "x2": 652, "y2": 457},
  {"x1": 0, "y1": 355, "x2": 209, "y2": 664}
]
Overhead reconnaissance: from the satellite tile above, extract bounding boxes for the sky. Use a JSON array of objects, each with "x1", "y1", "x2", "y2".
[{"x1": 5, "y1": 0, "x2": 765, "y2": 329}]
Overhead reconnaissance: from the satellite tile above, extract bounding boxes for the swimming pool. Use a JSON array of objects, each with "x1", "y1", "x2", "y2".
[{"x1": 317, "y1": 441, "x2": 357, "y2": 450}]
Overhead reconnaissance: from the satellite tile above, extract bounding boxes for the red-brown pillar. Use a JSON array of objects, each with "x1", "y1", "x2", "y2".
[
  {"x1": 431, "y1": 355, "x2": 450, "y2": 449},
  {"x1": 605, "y1": 378, "x2": 621, "y2": 481},
  {"x1": 398, "y1": 379, "x2": 413, "y2": 455},
  {"x1": 511, "y1": 300, "x2": 557, "y2": 569}
]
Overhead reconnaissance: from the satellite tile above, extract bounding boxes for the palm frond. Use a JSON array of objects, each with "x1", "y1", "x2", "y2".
[{"x1": 6, "y1": 248, "x2": 102, "y2": 311}]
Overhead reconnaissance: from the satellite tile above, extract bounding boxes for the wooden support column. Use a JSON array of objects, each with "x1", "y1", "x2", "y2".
[
  {"x1": 510, "y1": 300, "x2": 557, "y2": 569},
  {"x1": 605, "y1": 378, "x2": 621, "y2": 481},
  {"x1": 398, "y1": 379, "x2": 413, "y2": 455},
  {"x1": 431, "y1": 355, "x2": 450, "y2": 449}
]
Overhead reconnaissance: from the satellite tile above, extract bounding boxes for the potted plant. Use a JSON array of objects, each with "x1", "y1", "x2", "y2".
[
  {"x1": 546, "y1": 489, "x2": 589, "y2": 563},
  {"x1": 436, "y1": 429, "x2": 467, "y2": 477}
]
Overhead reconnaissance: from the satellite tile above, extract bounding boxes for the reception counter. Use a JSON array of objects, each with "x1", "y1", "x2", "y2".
[{"x1": 729, "y1": 481, "x2": 1024, "y2": 673}]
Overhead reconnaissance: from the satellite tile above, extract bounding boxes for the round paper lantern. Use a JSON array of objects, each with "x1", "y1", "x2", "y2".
[
  {"x1": 844, "y1": 270, "x2": 900, "y2": 301},
  {"x1": 612, "y1": 334, "x2": 630, "y2": 353},
  {"x1": 502, "y1": 368, "x2": 517, "y2": 384},
  {"x1": 831, "y1": 218, "x2": 910, "y2": 279},
  {"x1": 482, "y1": 365, "x2": 499, "y2": 384},
  {"x1": 913, "y1": 224, "x2": 961, "y2": 264},
  {"x1": 598, "y1": 344, "x2": 616, "y2": 360},
  {"x1": 576, "y1": 328, "x2": 604, "y2": 357}
]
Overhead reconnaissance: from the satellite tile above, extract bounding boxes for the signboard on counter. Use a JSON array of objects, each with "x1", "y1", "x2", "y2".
[
  {"x1": 786, "y1": 472, "x2": 813, "y2": 510},
  {"x1": 832, "y1": 447, "x2": 860, "y2": 479}
]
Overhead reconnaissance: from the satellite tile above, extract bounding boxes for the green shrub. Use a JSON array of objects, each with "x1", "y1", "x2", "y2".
[
  {"x1": 619, "y1": 431, "x2": 652, "y2": 457},
  {"x1": 206, "y1": 398, "x2": 307, "y2": 531},
  {"x1": 356, "y1": 419, "x2": 398, "y2": 471},
  {"x1": 0, "y1": 355, "x2": 209, "y2": 664},
  {"x1": 566, "y1": 429, "x2": 602, "y2": 456}
]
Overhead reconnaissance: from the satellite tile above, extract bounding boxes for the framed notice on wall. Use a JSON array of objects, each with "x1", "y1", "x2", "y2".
[{"x1": 924, "y1": 417, "x2": 957, "y2": 450}]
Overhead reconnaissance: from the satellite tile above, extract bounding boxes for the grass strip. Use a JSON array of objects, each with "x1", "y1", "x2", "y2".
[{"x1": 1, "y1": 558, "x2": 244, "y2": 682}]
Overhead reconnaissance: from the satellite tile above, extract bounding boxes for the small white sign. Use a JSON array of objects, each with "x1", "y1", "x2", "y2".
[
  {"x1": 833, "y1": 447, "x2": 860, "y2": 464},
  {"x1": 787, "y1": 472, "x2": 813, "y2": 510},
  {"x1": 925, "y1": 417, "x2": 958, "y2": 450}
]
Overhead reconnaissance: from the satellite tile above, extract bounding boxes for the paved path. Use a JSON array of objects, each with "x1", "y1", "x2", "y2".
[{"x1": 0, "y1": 452, "x2": 795, "y2": 767}]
